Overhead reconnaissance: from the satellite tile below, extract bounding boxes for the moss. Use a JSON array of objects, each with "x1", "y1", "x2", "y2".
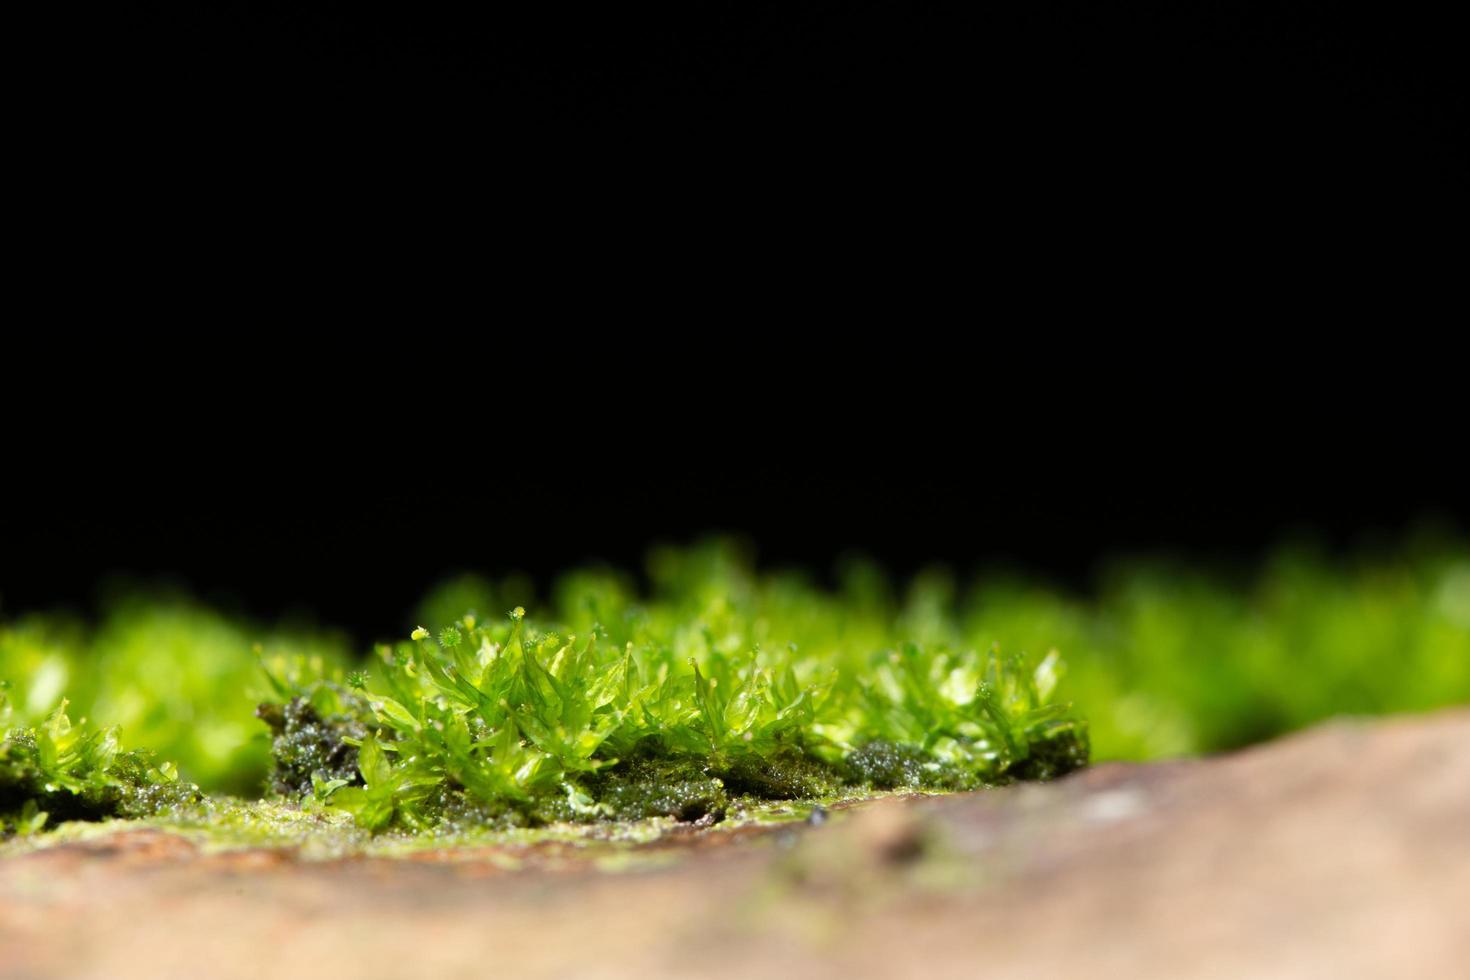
[
  {"x1": 844, "y1": 741, "x2": 930, "y2": 790},
  {"x1": 0, "y1": 731, "x2": 115, "y2": 826},
  {"x1": 717, "y1": 746, "x2": 842, "y2": 800},
  {"x1": 0, "y1": 605, "x2": 350, "y2": 795},
  {"x1": 841, "y1": 741, "x2": 986, "y2": 792},
  {"x1": 591, "y1": 757, "x2": 729, "y2": 823},
  {"x1": 583, "y1": 746, "x2": 842, "y2": 824},
  {"x1": 1, "y1": 730, "x2": 203, "y2": 835},
  {"x1": 105, "y1": 753, "x2": 206, "y2": 819},
  {"x1": 1006, "y1": 723, "x2": 1090, "y2": 781},
  {"x1": 255, "y1": 689, "x2": 370, "y2": 798},
  {"x1": 7, "y1": 541, "x2": 1103, "y2": 839},
  {"x1": 426, "y1": 784, "x2": 527, "y2": 831},
  {"x1": 418, "y1": 780, "x2": 595, "y2": 831},
  {"x1": 259, "y1": 608, "x2": 1087, "y2": 834}
]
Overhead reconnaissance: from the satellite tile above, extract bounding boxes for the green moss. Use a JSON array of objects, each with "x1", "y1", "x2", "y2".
[
  {"x1": 255, "y1": 687, "x2": 371, "y2": 798},
  {"x1": 1, "y1": 700, "x2": 203, "y2": 836},
  {"x1": 3, "y1": 541, "x2": 1099, "y2": 844},
  {"x1": 6, "y1": 534, "x2": 1469, "y2": 802},
  {"x1": 0, "y1": 603, "x2": 349, "y2": 794},
  {"x1": 590, "y1": 757, "x2": 729, "y2": 822},
  {"x1": 249, "y1": 598, "x2": 1087, "y2": 834},
  {"x1": 717, "y1": 747, "x2": 842, "y2": 800},
  {"x1": 1005, "y1": 720, "x2": 1090, "y2": 781},
  {"x1": 844, "y1": 741, "x2": 933, "y2": 790}
]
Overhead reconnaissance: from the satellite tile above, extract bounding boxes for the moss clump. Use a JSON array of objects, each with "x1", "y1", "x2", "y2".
[
  {"x1": 717, "y1": 746, "x2": 842, "y2": 800},
  {"x1": 842, "y1": 741, "x2": 997, "y2": 792},
  {"x1": 4, "y1": 542, "x2": 1104, "y2": 841},
  {"x1": 0, "y1": 730, "x2": 122, "y2": 826},
  {"x1": 254, "y1": 605, "x2": 1089, "y2": 835},
  {"x1": 590, "y1": 757, "x2": 730, "y2": 823},
  {"x1": 844, "y1": 740, "x2": 932, "y2": 790},
  {"x1": 1, "y1": 701, "x2": 202, "y2": 837},
  {"x1": 1005, "y1": 722, "x2": 1090, "y2": 781},
  {"x1": 255, "y1": 687, "x2": 371, "y2": 798}
]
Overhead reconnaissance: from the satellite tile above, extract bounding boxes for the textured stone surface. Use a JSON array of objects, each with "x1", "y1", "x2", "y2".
[{"x1": 3, "y1": 709, "x2": 1468, "y2": 979}]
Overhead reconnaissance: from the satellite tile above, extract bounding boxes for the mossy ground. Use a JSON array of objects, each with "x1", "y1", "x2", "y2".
[
  {"x1": 6, "y1": 536, "x2": 1464, "y2": 846},
  {"x1": 0, "y1": 788, "x2": 882, "y2": 863}
]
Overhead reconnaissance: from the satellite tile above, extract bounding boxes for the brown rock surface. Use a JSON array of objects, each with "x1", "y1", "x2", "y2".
[{"x1": 3, "y1": 709, "x2": 1468, "y2": 979}]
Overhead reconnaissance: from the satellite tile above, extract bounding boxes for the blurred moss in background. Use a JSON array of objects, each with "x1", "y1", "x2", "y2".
[
  {"x1": 954, "y1": 543, "x2": 1470, "y2": 758},
  {"x1": 411, "y1": 537, "x2": 1470, "y2": 762},
  {"x1": 4, "y1": 535, "x2": 1468, "y2": 795},
  {"x1": 0, "y1": 601, "x2": 349, "y2": 795}
]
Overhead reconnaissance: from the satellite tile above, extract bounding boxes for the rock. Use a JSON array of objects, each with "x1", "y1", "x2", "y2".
[{"x1": 2, "y1": 709, "x2": 1468, "y2": 979}]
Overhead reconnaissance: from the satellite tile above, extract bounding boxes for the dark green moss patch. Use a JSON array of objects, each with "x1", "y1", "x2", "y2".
[
  {"x1": 591, "y1": 758, "x2": 729, "y2": 823},
  {"x1": 716, "y1": 747, "x2": 842, "y2": 800},
  {"x1": 1005, "y1": 722, "x2": 1090, "y2": 782},
  {"x1": 844, "y1": 741, "x2": 931, "y2": 790},
  {"x1": 255, "y1": 687, "x2": 371, "y2": 798}
]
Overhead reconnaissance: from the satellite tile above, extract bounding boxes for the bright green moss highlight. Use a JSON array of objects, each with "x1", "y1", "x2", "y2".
[
  {"x1": 0, "y1": 601, "x2": 350, "y2": 794},
  {"x1": 396, "y1": 537, "x2": 1469, "y2": 763},
  {"x1": 259, "y1": 620, "x2": 1081, "y2": 832},
  {"x1": 953, "y1": 542, "x2": 1470, "y2": 758},
  {"x1": 0, "y1": 691, "x2": 203, "y2": 834}
]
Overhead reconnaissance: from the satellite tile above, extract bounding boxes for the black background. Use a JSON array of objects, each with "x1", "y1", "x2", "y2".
[
  {"x1": 82, "y1": 2, "x2": 1462, "y2": 201},
  {"x1": 9, "y1": 1, "x2": 1464, "y2": 640},
  {"x1": 51, "y1": 1, "x2": 1464, "y2": 287},
  {"x1": 4, "y1": 426, "x2": 1466, "y2": 644}
]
